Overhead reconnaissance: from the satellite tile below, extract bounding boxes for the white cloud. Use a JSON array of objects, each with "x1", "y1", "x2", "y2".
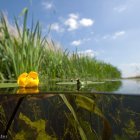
[
  {"x1": 71, "y1": 37, "x2": 91, "y2": 46},
  {"x1": 64, "y1": 16, "x2": 78, "y2": 31},
  {"x1": 112, "y1": 31, "x2": 125, "y2": 39},
  {"x1": 64, "y1": 13, "x2": 94, "y2": 31},
  {"x1": 78, "y1": 49, "x2": 97, "y2": 58},
  {"x1": 71, "y1": 40, "x2": 82, "y2": 46},
  {"x1": 69, "y1": 13, "x2": 79, "y2": 19},
  {"x1": 51, "y1": 23, "x2": 64, "y2": 32},
  {"x1": 79, "y1": 18, "x2": 94, "y2": 27},
  {"x1": 51, "y1": 23, "x2": 59, "y2": 31},
  {"x1": 42, "y1": 1, "x2": 53, "y2": 10},
  {"x1": 102, "y1": 31, "x2": 126, "y2": 40},
  {"x1": 114, "y1": 5, "x2": 127, "y2": 13}
]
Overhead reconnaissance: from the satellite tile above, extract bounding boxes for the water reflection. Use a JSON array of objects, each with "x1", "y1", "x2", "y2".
[
  {"x1": 0, "y1": 80, "x2": 122, "y2": 94},
  {"x1": 17, "y1": 88, "x2": 39, "y2": 94},
  {"x1": 1, "y1": 80, "x2": 140, "y2": 139},
  {"x1": 116, "y1": 79, "x2": 140, "y2": 94}
]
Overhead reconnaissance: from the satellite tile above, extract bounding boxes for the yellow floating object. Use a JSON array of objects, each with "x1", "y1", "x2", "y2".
[{"x1": 17, "y1": 71, "x2": 39, "y2": 88}]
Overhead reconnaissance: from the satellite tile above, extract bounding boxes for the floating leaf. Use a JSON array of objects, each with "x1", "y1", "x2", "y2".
[
  {"x1": 0, "y1": 83, "x2": 18, "y2": 88},
  {"x1": 56, "y1": 81, "x2": 77, "y2": 85}
]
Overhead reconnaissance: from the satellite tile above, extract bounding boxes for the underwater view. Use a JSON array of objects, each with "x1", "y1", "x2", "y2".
[{"x1": 0, "y1": 79, "x2": 140, "y2": 140}]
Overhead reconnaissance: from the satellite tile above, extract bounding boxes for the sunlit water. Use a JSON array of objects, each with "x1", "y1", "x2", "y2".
[
  {"x1": 115, "y1": 79, "x2": 140, "y2": 94},
  {"x1": 0, "y1": 79, "x2": 140, "y2": 140}
]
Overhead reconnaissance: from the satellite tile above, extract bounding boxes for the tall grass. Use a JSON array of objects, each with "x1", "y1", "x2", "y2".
[
  {"x1": 0, "y1": 10, "x2": 121, "y2": 80},
  {"x1": 41, "y1": 50, "x2": 121, "y2": 80},
  {"x1": 0, "y1": 9, "x2": 45, "y2": 79}
]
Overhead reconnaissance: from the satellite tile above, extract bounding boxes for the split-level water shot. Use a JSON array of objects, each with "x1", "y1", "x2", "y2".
[{"x1": 0, "y1": 0, "x2": 140, "y2": 140}]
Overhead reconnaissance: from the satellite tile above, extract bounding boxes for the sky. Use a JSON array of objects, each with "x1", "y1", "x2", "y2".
[{"x1": 0, "y1": 0, "x2": 140, "y2": 77}]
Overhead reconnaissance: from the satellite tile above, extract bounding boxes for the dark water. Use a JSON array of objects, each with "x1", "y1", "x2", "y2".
[{"x1": 0, "y1": 79, "x2": 140, "y2": 140}]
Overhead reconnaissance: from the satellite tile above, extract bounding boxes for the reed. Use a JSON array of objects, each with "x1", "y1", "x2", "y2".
[
  {"x1": 0, "y1": 10, "x2": 121, "y2": 80},
  {"x1": 0, "y1": 9, "x2": 45, "y2": 79}
]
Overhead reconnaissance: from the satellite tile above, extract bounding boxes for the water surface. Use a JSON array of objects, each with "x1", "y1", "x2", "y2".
[{"x1": 0, "y1": 79, "x2": 140, "y2": 140}]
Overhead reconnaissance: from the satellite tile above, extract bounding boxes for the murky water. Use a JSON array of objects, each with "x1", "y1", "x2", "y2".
[{"x1": 0, "y1": 79, "x2": 140, "y2": 140}]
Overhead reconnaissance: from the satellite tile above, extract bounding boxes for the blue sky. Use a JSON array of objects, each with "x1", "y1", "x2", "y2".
[{"x1": 0, "y1": 0, "x2": 140, "y2": 77}]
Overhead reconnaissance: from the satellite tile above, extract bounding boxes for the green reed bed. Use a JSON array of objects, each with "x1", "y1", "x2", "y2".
[
  {"x1": 0, "y1": 9, "x2": 121, "y2": 80},
  {"x1": 42, "y1": 50, "x2": 121, "y2": 80},
  {"x1": 0, "y1": 9, "x2": 45, "y2": 79},
  {"x1": 68, "y1": 54, "x2": 121, "y2": 79}
]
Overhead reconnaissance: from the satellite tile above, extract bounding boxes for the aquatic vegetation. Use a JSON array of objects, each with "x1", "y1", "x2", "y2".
[
  {"x1": 0, "y1": 9, "x2": 45, "y2": 79},
  {"x1": 0, "y1": 83, "x2": 18, "y2": 88},
  {"x1": 17, "y1": 71, "x2": 39, "y2": 88},
  {"x1": 0, "y1": 90, "x2": 140, "y2": 139},
  {"x1": 14, "y1": 113, "x2": 57, "y2": 140},
  {"x1": 60, "y1": 94, "x2": 112, "y2": 140},
  {"x1": 0, "y1": 105, "x2": 7, "y2": 132},
  {"x1": 60, "y1": 94, "x2": 87, "y2": 140},
  {"x1": 0, "y1": 9, "x2": 121, "y2": 80},
  {"x1": 123, "y1": 119, "x2": 139, "y2": 139},
  {"x1": 41, "y1": 50, "x2": 121, "y2": 80}
]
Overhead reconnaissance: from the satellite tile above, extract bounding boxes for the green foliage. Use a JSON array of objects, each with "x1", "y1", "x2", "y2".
[
  {"x1": 75, "y1": 95, "x2": 112, "y2": 140},
  {"x1": 65, "y1": 113, "x2": 98, "y2": 140},
  {"x1": 14, "y1": 113, "x2": 57, "y2": 140},
  {"x1": 0, "y1": 105, "x2": 7, "y2": 129},
  {"x1": 0, "y1": 9, "x2": 45, "y2": 79},
  {"x1": 60, "y1": 94, "x2": 112, "y2": 140},
  {"x1": 0, "y1": 10, "x2": 121, "y2": 80},
  {"x1": 0, "y1": 83, "x2": 18, "y2": 88},
  {"x1": 60, "y1": 94, "x2": 87, "y2": 140},
  {"x1": 42, "y1": 50, "x2": 121, "y2": 80},
  {"x1": 123, "y1": 119, "x2": 140, "y2": 139}
]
